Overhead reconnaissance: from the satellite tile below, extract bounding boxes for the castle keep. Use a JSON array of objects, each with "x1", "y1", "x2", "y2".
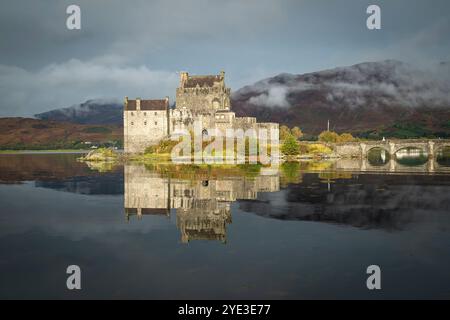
[{"x1": 124, "y1": 71, "x2": 279, "y2": 154}]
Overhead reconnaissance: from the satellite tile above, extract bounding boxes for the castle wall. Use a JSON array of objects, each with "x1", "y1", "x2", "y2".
[
  {"x1": 234, "y1": 117, "x2": 257, "y2": 131},
  {"x1": 176, "y1": 86, "x2": 230, "y2": 113},
  {"x1": 124, "y1": 109, "x2": 169, "y2": 153}
]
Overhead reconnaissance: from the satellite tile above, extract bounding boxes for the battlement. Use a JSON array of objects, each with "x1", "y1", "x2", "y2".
[
  {"x1": 179, "y1": 71, "x2": 225, "y2": 89},
  {"x1": 176, "y1": 71, "x2": 231, "y2": 112}
]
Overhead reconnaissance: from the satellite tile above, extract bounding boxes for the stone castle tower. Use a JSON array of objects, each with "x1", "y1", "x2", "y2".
[
  {"x1": 124, "y1": 71, "x2": 279, "y2": 154},
  {"x1": 176, "y1": 71, "x2": 230, "y2": 112}
]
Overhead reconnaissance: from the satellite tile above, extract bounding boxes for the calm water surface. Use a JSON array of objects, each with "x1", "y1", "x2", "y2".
[{"x1": 0, "y1": 153, "x2": 449, "y2": 299}]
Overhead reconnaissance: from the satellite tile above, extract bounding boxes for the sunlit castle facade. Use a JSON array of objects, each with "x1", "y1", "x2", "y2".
[{"x1": 124, "y1": 71, "x2": 279, "y2": 154}]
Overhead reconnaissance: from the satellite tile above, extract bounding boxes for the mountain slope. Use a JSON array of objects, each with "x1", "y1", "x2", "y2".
[
  {"x1": 0, "y1": 117, "x2": 122, "y2": 150},
  {"x1": 231, "y1": 60, "x2": 450, "y2": 137},
  {"x1": 35, "y1": 99, "x2": 123, "y2": 125}
]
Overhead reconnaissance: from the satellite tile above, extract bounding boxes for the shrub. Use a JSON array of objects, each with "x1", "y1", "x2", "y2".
[
  {"x1": 145, "y1": 139, "x2": 180, "y2": 155},
  {"x1": 307, "y1": 143, "x2": 332, "y2": 154},
  {"x1": 281, "y1": 134, "x2": 300, "y2": 155}
]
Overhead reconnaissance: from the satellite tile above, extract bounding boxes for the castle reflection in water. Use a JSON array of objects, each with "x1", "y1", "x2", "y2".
[{"x1": 124, "y1": 165, "x2": 280, "y2": 243}]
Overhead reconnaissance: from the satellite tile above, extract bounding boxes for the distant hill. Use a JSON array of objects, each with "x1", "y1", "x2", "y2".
[
  {"x1": 35, "y1": 99, "x2": 123, "y2": 125},
  {"x1": 232, "y1": 60, "x2": 450, "y2": 138},
  {"x1": 0, "y1": 117, "x2": 122, "y2": 150}
]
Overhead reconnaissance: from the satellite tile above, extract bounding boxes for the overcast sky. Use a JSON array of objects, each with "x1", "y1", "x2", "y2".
[{"x1": 0, "y1": 0, "x2": 449, "y2": 116}]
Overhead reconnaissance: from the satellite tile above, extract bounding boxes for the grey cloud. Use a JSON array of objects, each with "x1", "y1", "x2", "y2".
[
  {"x1": 0, "y1": 58, "x2": 178, "y2": 116},
  {"x1": 1, "y1": 0, "x2": 450, "y2": 116}
]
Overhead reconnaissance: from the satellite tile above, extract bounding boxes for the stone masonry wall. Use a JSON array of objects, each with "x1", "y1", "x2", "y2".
[{"x1": 124, "y1": 109, "x2": 168, "y2": 153}]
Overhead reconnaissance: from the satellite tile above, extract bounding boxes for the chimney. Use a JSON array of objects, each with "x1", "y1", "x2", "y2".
[
  {"x1": 164, "y1": 96, "x2": 170, "y2": 109},
  {"x1": 136, "y1": 98, "x2": 141, "y2": 110},
  {"x1": 180, "y1": 72, "x2": 188, "y2": 87},
  {"x1": 124, "y1": 96, "x2": 128, "y2": 110}
]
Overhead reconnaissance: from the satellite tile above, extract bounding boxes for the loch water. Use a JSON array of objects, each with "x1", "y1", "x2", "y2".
[{"x1": 0, "y1": 152, "x2": 449, "y2": 299}]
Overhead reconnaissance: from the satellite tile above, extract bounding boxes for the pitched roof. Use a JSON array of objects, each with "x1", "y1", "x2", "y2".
[
  {"x1": 124, "y1": 99, "x2": 168, "y2": 111},
  {"x1": 125, "y1": 100, "x2": 136, "y2": 110},
  {"x1": 140, "y1": 99, "x2": 167, "y2": 110}
]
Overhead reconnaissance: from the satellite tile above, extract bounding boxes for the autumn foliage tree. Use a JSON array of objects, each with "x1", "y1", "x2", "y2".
[
  {"x1": 280, "y1": 125, "x2": 304, "y2": 141},
  {"x1": 279, "y1": 125, "x2": 291, "y2": 140},
  {"x1": 291, "y1": 126, "x2": 304, "y2": 140},
  {"x1": 318, "y1": 130, "x2": 356, "y2": 143},
  {"x1": 318, "y1": 130, "x2": 340, "y2": 143},
  {"x1": 338, "y1": 133, "x2": 356, "y2": 142},
  {"x1": 281, "y1": 134, "x2": 300, "y2": 155}
]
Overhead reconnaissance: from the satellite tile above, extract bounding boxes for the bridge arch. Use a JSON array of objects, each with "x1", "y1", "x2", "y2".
[
  {"x1": 366, "y1": 146, "x2": 391, "y2": 166},
  {"x1": 435, "y1": 143, "x2": 450, "y2": 153},
  {"x1": 367, "y1": 145, "x2": 390, "y2": 154},
  {"x1": 392, "y1": 145, "x2": 428, "y2": 157}
]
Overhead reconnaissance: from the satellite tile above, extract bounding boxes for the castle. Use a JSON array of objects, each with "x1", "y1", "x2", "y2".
[{"x1": 124, "y1": 71, "x2": 279, "y2": 154}]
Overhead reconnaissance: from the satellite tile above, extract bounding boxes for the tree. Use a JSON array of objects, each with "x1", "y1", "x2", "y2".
[
  {"x1": 291, "y1": 126, "x2": 304, "y2": 140},
  {"x1": 318, "y1": 130, "x2": 340, "y2": 143},
  {"x1": 280, "y1": 125, "x2": 291, "y2": 141},
  {"x1": 281, "y1": 134, "x2": 300, "y2": 155},
  {"x1": 338, "y1": 133, "x2": 356, "y2": 142}
]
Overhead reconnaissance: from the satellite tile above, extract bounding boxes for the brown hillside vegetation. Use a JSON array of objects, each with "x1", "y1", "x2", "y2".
[{"x1": 0, "y1": 117, "x2": 122, "y2": 150}]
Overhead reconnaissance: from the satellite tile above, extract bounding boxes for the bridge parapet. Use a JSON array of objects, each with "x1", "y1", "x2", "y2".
[{"x1": 333, "y1": 139, "x2": 450, "y2": 159}]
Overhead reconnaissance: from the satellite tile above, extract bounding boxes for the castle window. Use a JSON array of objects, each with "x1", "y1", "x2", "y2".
[
  {"x1": 144, "y1": 121, "x2": 147, "y2": 125},
  {"x1": 144, "y1": 112, "x2": 146, "y2": 116},
  {"x1": 131, "y1": 121, "x2": 134, "y2": 125},
  {"x1": 155, "y1": 121, "x2": 158, "y2": 126},
  {"x1": 131, "y1": 112, "x2": 134, "y2": 116},
  {"x1": 154, "y1": 112, "x2": 157, "y2": 115}
]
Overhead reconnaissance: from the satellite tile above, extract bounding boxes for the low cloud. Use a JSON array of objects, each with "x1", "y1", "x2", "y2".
[
  {"x1": 0, "y1": 57, "x2": 178, "y2": 116},
  {"x1": 248, "y1": 86, "x2": 289, "y2": 108},
  {"x1": 236, "y1": 60, "x2": 450, "y2": 109}
]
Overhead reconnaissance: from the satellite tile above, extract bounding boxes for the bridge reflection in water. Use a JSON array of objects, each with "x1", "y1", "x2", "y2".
[{"x1": 124, "y1": 164, "x2": 280, "y2": 243}]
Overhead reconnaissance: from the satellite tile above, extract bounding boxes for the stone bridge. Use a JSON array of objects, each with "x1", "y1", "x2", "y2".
[{"x1": 333, "y1": 139, "x2": 450, "y2": 159}]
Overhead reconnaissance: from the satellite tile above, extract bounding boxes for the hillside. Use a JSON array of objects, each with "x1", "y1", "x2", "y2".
[
  {"x1": 232, "y1": 60, "x2": 450, "y2": 138},
  {"x1": 0, "y1": 118, "x2": 122, "y2": 150},
  {"x1": 35, "y1": 99, "x2": 123, "y2": 125}
]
